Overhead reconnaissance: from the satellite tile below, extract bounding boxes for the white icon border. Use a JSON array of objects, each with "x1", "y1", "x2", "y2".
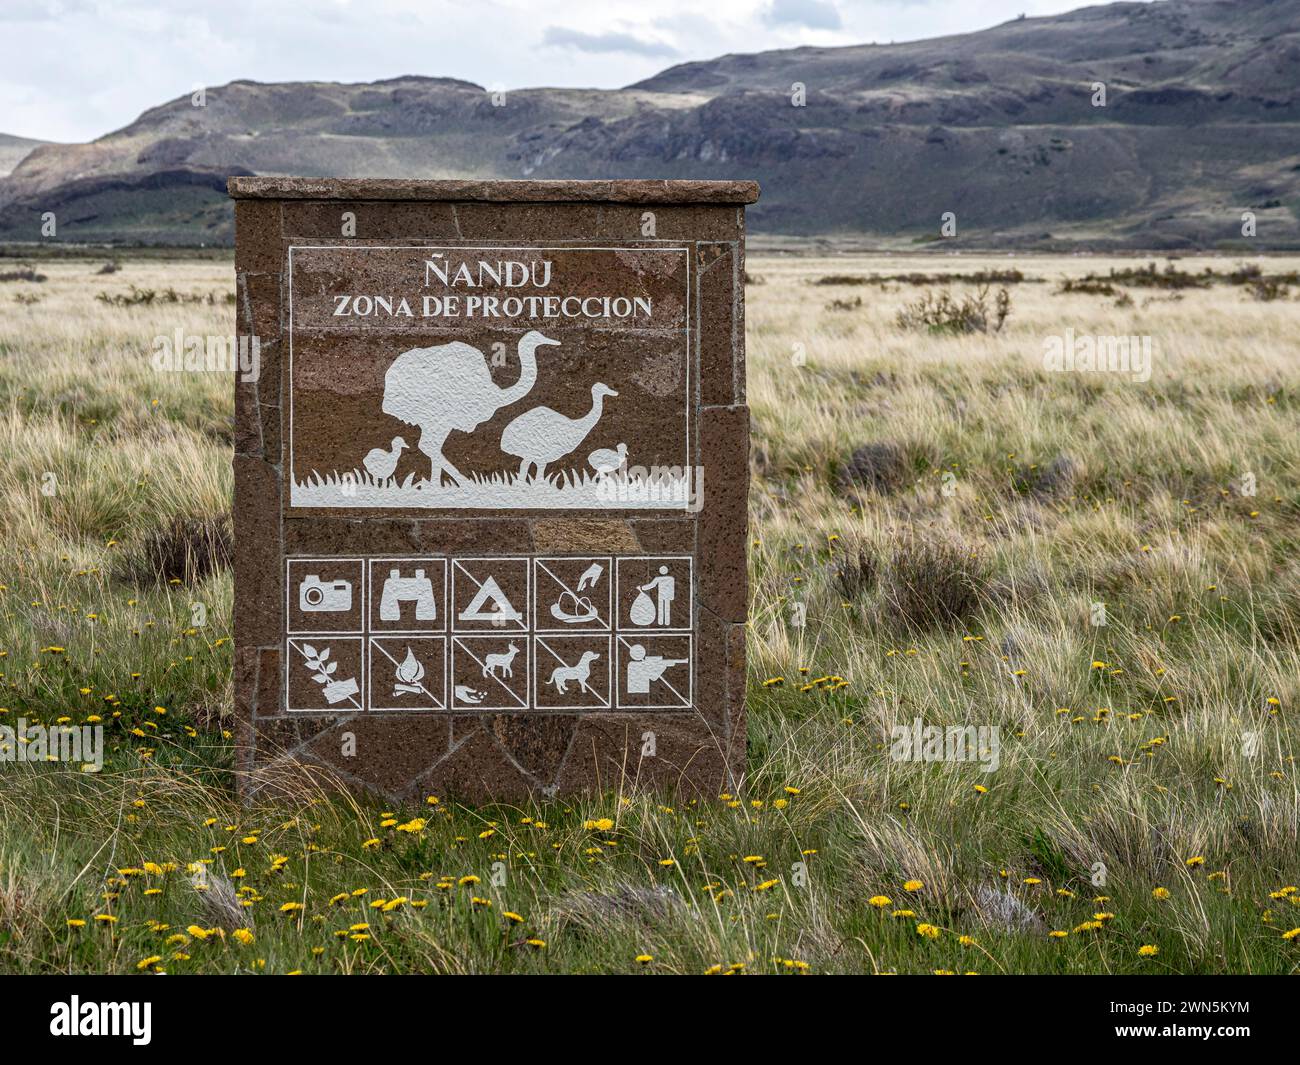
[
  {"x1": 614, "y1": 555, "x2": 694, "y2": 633},
  {"x1": 368, "y1": 635, "x2": 448, "y2": 713},
  {"x1": 286, "y1": 557, "x2": 366, "y2": 636},
  {"x1": 282, "y1": 554, "x2": 695, "y2": 713},
  {"x1": 450, "y1": 635, "x2": 532, "y2": 711},
  {"x1": 284, "y1": 635, "x2": 366, "y2": 713},
  {"x1": 367, "y1": 557, "x2": 448, "y2": 633},
  {"x1": 615, "y1": 633, "x2": 694, "y2": 710},
  {"x1": 451, "y1": 556, "x2": 531, "y2": 633},
  {"x1": 533, "y1": 555, "x2": 613, "y2": 633},
  {"x1": 533, "y1": 633, "x2": 614, "y2": 711}
]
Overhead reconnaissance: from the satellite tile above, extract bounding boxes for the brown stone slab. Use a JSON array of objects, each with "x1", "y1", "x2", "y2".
[
  {"x1": 234, "y1": 645, "x2": 258, "y2": 719},
  {"x1": 451, "y1": 204, "x2": 606, "y2": 243},
  {"x1": 697, "y1": 405, "x2": 750, "y2": 624},
  {"x1": 305, "y1": 715, "x2": 453, "y2": 797},
  {"x1": 253, "y1": 336, "x2": 282, "y2": 407},
  {"x1": 260, "y1": 403, "x2": 282, "y2": 463},
  {"x1": 254, "y1": 646, "x2": 281, "y2": 718},
  {"x1": 532, "y1": 519, "x2": 638, "y2": 554},
  {"x1": 232, "y1": 179, "x2": 754, "y2": 803},
  {"x1": 285, "y1": 518, "x2": 419, "y2": 556},
  {"x1": 236, "y1": 273, "x2": 282, "y2": 351},
  {"x1": 233, "y1": 455, "x2": 282, "y2": 649},
  {"x1": 281, "y1": 201, "x2": 461, "y2": 241},
  {"x1": 593, "y1": 205, "x2": 744, "y2": 243},
  {"x1": 630, "y1": 518, "x2": 696, "y2": 553},
  {"x1": 694, "y1": 607, "x2": 732, "y2": 736},
  {"x1": 553, "y1": 714, "x2": 730, "y2": 797},
  {"x1": 697, "y1": 242, "x2": 740, "y2": 407},
  {"x1": 234, "y1": 200, "x2": 282, "y2": 275},
  {"x1": 415, "y1": 730, "x2": 533, "y2": 803},
  {"x1": 489, "y1": 714, "x2": 578, "y2": 780},
  {"x1": 283, "y1": 245, "x2": 693, "y2": 515},
  {"x1": 234, "y1": 374, "x2": 261, "y2": 458},
  {"x1": 410, "y1": 520, "x2": 534, "y2": 554},
  {"x1": 230, "y1": 177, "x2": 760, "y2": 205}
]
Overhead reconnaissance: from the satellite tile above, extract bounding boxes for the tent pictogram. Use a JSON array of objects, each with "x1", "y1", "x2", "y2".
[
  {"x1": 458, "y1": 575, "x2": 521, "y2": 623},
  {"x1": 452, "y1": 558, "x2": 529, "y2": 631}
]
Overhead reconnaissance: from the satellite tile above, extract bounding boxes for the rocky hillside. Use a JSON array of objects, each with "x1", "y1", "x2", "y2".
[
  {"x1": 1, "y1": 0, "x2": 1296, "y2": 247},
  {"x1": 0, "y1": 134, "x2": 49, "y2": 179}
]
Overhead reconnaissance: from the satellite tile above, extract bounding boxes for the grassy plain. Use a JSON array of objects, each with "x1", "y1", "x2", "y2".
[{"x1": 0, "y1": 251, "x2": 1296, "y2": 974}]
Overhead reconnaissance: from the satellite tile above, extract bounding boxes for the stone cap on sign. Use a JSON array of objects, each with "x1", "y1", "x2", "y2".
[{"x1": 227, "y1": 176, "x2": 761, "y2": 205}]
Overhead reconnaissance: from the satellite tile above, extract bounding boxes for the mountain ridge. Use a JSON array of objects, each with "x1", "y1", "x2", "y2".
[
  {"x1": 1, "y1": 0, "x2": 1296, "y2": 248},
  {"x1": 0, "y1": 133, "x2": 51, "y2": 180}
]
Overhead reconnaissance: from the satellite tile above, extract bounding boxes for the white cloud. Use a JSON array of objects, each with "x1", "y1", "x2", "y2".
[
  {"x1": 764, "y1": 0, "x2": 842, "y2": 31},
  {"x1": 542, "y1": 26, "x2": 680, "y2": 57},
  {"x1": 0, "y1": 0, "x2": 1149, "y2": 143}
]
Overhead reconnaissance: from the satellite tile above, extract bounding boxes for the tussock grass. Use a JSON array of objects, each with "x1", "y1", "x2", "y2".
[{"x1": 0, "y1": 254, "x2": 1297, "y2": 974}]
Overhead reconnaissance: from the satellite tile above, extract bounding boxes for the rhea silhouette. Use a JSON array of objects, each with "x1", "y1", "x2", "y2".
[
  {"x1": 381, "y1": 330, "x2": 559, "y2": 486},
  {"x1": 363, "y1": 436, "x2": 407, "y2": 483},
  {"x1": 501, "y1": 382, "x2": 618, "y2": 483}
]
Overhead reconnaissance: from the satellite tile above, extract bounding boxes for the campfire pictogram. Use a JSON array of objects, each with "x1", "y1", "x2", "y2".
[{"x1": 393, "y1": 646, "x2": 425, "y2": 696}]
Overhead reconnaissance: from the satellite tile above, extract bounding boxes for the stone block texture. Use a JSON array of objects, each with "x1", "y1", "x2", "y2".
[{"x1": 231, "y1": 177, "x2": 756, "y2": 803}]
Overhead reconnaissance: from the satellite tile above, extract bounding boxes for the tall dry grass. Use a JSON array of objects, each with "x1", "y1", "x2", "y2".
[{"x1": 0, "y1": 252, "x2": 1296, "y2": 974}]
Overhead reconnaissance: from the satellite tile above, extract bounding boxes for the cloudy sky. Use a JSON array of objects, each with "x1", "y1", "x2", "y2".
[{"x1": 2, "y1": 0, "x2": 1127, "y2": 143}]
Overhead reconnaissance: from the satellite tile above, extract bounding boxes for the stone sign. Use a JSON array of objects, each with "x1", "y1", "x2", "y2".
[{"x1": 231, "y1": 178, "x2": 757, "y2": 802}]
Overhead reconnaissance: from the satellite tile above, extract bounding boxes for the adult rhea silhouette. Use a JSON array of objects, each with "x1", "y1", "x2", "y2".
[
  {"x1": 502, "y1": 382, "x2": 618, "y2": 483},
  {"x1": 381, "y1": 330, "x2": 559, "y2": 486}
]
